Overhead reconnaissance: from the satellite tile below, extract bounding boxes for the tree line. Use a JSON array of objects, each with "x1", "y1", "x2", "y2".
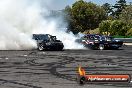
[{"x1": 63, "y1": 0, "x2": 132, "y2": 36}]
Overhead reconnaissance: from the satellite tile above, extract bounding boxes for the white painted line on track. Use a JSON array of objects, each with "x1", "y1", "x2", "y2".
[
  {"x1": 23, "y1": 55, "x2": 28, "y2": 56},
  {"x1": 5, "y1": 58, "x2": 8, "y2": 60}
]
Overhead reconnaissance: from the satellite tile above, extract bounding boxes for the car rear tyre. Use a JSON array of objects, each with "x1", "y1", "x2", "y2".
[
  {"x1": 38, "y1": 44, "x2": 44, "y2": 51},
  {"x1": 58, "y1": 48, "x2": 63, "y2": 51},
  {"x1": 99, "y1": 44, "x2": 104, "y2": 50}
]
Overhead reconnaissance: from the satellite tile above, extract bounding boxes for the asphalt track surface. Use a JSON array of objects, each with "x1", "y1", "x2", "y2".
[{"x1": 0, "y1": 46, "x2": 132, "y2": 88}]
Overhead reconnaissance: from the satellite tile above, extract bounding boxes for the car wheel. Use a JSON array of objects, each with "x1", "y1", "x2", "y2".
[
  {"x1": 38, "y1": 44, "x2": 44, "y2": 51},
  {"x1": 59, "y1": 47, "x2": 64, "y2": 51},
  {"x1": 99, "y1": 44, "x2": 104, "y2": 50}
]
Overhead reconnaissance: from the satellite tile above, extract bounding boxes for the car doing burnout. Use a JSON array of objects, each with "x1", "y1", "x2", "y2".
[
  {"x1": 33, "y1": 34, "x2": 64, "y2": 51},
  {"x1": 76, "y1": 34, "x2": 123, "y2": 50}
]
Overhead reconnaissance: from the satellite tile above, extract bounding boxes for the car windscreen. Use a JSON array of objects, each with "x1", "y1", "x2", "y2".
[
  {"x1": 83, "y1": 35, "x2": 100, "y2": 40},
  {"x1": 89, "y1": 35, "x2": 100, "y2": 40},
  {"x1": 33, "y1": 35, "x2": 49, "y2": 40},
  {"x1": 50, "y1": 36, "x2": 57, "y2": 41},
  {"x1": 94, "y1": 35, "x2": 100, "y2": 40},
  {"x1": 100, "y1": 36, "x2": 113, "y2": 41},
  {"x1": 100, "y1": 36, "x2": 105, "y2": 40}
]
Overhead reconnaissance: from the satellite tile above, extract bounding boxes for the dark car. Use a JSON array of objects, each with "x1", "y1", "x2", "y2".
[
  {"x1": 76, "y1": 34, "x2": 123, "y2": 50},
  {"x1": 33, "y1": 34, "x2": 64, "y2": 51}
]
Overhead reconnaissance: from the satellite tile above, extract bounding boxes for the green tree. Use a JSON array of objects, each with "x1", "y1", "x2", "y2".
[
  {"x1": 119, "y1": 5, "x2": 132, "y2": 36},
  {"x1": 99, "y1": 20, "x2": 112, "y2": 35},
  {"x1": 113, "y1": 0, "x2": 127, "y2": 18},
  {"x1": 71, "y1": 0, "x2": 91, "y2": 33},
  {"x1": 63, "y1": 6, "x2": 73, "y2": 33},
  {"x1": 110, "y1": 20, "x2": 128, "y2": 36},
  {"x1": 102, "y1": 3, "x2": 113, "y2": 17},
  {"x1": 89, "y1": 28, "x2": 100, "y2": 34},
  {"x1": 119, "y1": 5, "x2": 132, "y2": 26},
  {"x1": 99, "y1": 20, "x2": 129, "y2": 36},
  {"x1": 126, "y1": 28, "x2": 132, "y2": 36},
  {"x1": 64, "y1": 0, "x2": 107, "y2": 34}
]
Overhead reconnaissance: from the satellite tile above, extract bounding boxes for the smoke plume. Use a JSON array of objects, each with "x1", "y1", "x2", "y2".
[{"x1": 0, "y1": 0, "x2": 83, "y2": 50}]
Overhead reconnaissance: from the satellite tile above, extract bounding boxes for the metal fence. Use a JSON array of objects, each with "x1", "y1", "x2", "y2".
[{"x1": 114, "y1": 38, "x2": 132, "y2": 43}]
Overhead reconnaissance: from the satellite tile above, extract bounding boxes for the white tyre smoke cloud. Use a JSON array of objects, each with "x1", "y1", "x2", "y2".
[{"x1": 0, "y1": 0, "x2": 83, "y2": 50}]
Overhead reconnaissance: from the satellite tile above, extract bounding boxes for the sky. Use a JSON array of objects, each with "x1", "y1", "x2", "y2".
[{"x1": 50, "y1": 0, "x2": 132, "y2": 10}]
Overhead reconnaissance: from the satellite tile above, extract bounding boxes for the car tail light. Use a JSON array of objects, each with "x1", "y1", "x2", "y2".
[{"x1": 88, "y1": 41, "x2": 94, "y2": 44}]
